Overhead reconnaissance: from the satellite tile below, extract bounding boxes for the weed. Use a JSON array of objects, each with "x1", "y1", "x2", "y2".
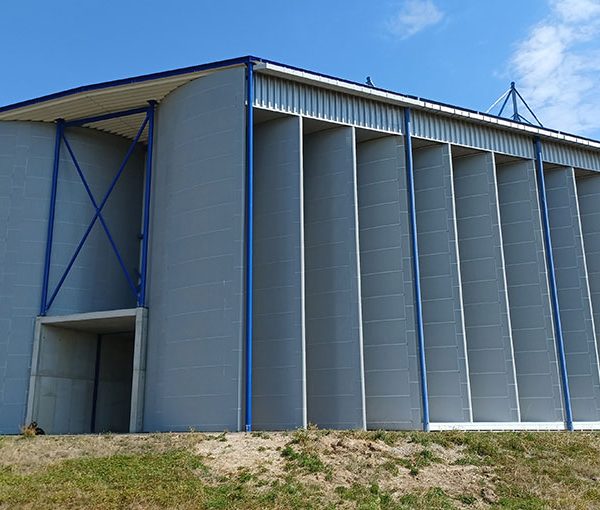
[
  {"x1": 281, "y1": 444, "x2": 325, "y2": 473},
  {"x1": 457, "y1": 493, "x2": 476, "y2": 505},
  {"x1": 250, "y1": 431, "x2": 271, "y2": 439}
]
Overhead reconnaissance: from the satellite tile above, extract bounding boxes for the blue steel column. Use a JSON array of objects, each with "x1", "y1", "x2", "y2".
[
  {"x1": 245, "y1": 62, "x2": 254, "y2": 432},
  {"x1": 404, "y1": 108, "x2": 430, "y2": 431},
  {"x1": 40, "y1": 119, "x2": 64, "y2": 316},
  {"x1": 534, "y1": 136, "x2": 574, "y2": 431},
  {"x1": 138, "y1": 101, "x2": 156, "y2": 307}
]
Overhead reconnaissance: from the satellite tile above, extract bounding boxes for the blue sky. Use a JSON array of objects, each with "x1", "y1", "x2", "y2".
[{"x1": 2, "y1": 0, "x2": 600, "y2": 139}]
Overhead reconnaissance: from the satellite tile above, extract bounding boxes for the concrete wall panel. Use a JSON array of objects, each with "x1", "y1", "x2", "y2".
[
  {"x1": 144, "y1": 68, "x2": 247, "y2": 431},
  {"x1": 496, "y1": 160, "x2": 563, "y2": 422},
  {"x1": 253, "y1": 115, "x2": 304, "y2": 429},
  {"x1": 413, "y1": 143, "x2": 471, "y2": 423},
  {"x1": 304, "y1": 126, "x2": 365, "y2": 429},
  {"x1": 546, "y1": 167, "x2": 600, "y2": 422},
  {"x1": 356, "y1": 135, "x2": 420, "y2": 429},
  {"x1": 32, "y1": 326, "x2": 98, "y2": 434},
  {"x1": 453, "y1": 152, "x2": 519, "y2": 422}
]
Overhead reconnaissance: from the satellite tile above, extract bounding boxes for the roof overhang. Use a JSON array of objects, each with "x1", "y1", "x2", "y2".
[{"x1": 0, "y1": 57, "x2": 252, "y2": 142}]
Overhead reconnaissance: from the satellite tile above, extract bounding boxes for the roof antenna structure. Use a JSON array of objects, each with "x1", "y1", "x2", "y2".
[{"x1": 486, "y1": 81, "x2": 543, "y2": 127}]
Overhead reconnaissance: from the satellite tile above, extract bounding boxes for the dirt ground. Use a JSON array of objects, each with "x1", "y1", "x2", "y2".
[{"x1": 0, "y1": 430, "x2": 496, "y2": 509}]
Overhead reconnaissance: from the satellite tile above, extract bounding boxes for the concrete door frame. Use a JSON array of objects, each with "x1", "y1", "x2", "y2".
[{"x1": 26, "y1": 307, "x2": 148, "y2": 433}]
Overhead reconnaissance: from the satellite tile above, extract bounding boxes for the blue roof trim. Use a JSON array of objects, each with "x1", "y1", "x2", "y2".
[{"x1": 1, "y1": 54, "x2": 599, "y2": 145}]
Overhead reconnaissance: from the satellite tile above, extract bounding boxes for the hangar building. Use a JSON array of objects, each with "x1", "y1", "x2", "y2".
[{"x1": 1, "y1": 56, "x2": 600, "y2": 434}]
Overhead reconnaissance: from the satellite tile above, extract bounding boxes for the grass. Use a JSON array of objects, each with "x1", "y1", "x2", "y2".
[{"x1": 0, "y1": 430, "x2": 599, "y2": 509}]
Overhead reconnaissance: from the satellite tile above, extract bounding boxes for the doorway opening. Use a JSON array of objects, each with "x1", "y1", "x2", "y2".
[{"x1": 26, "y1": 308, "x2": 147, "y2": 434}]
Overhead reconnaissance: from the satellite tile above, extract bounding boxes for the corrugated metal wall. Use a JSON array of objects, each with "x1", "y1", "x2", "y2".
[{"x1": 254, "y1": 74, "x2": 600, "y2": 172}]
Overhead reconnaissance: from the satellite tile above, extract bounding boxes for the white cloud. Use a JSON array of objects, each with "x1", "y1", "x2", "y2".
[
  {"x1": 386, "y1": 0, "x2": 444, "y2": 39},
  {"x1": 510, "y1": 0, "x2": 600, "y2": 136}
]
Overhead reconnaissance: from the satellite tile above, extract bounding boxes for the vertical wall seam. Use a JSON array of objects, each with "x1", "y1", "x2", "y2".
[
  {"x1": 490, "y1": 152, "x2": 522, "y2": 422},
  {"x1": 447, "y1": 145, "x2": 474, "y2": 423},
  {"x1": 534, "y1": 137, "x2": 574, "y2": 431},
  {"x1": 299, "y1": 116, "x2": 307, "y2": 429},
  {"x1": 404, "y1": 108, "x2": 430, "y2": 431},
  {"x1": 351, "y1": 127, "x2": 367, "y2": 431}
]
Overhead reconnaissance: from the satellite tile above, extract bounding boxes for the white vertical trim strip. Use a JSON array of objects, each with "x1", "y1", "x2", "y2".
[
  {"x1": 351, "y1": 126, "x2": 368, "y2": 430},
  {"x1": 298, "y1": 115, "x2": 308, "y2": 429}
]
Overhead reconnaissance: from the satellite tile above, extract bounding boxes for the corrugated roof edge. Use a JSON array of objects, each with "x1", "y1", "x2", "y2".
[
  {"x1": 1, "y1": 54, "x2": 599, "y2": 147},
  {"x1": 253, "y1": 58, "x2": 600, "y2": 148}
]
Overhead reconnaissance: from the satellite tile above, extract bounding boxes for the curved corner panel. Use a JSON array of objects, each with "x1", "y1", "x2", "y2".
[
  {"x1": 413, "y1": 143, "x2": 471, "y2": 423},
  {"x1": 545, "y1": 167, "x2": 600, "y2": 422},
  {"x1": 252, "y1": 115, "x2": 305, "y2": 429},
  {"x1": 303, "y1": 126, "x2": 366, "y2": 429},
  {"x1": 452, "y1": 151, "x2": 519, "y2": 422},
  {"x1": 144, "y1": 67, "x2": 247, "y2": 432},
  {"x1": 356, "y1": 134, "x2": 421, "y2": 430},
  {"x1": 496, "y1": 159, "x2": 563, "y2": 422}
]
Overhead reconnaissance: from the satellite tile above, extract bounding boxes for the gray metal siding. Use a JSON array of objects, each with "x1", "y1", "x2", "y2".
[
  {"x1": 546, "y1": 167, "x2": 600, "y2": 421},
  {"x1": 453, "y1": 152, "x2": 518, "y2": 422},
  {"x1": 303, "y1": 126, "x2": 365, "y2": 429},
  {"x1": 253, "y1": 116, "x2": 304, "y2": 429},
  {"x1": 0, "y1": 121, "x2": 54, "y2": 433},
  {"x1": 577, "y1": 173, "x2": 600, "y2": 360},
  {"x1": 413, "y1": 143, "x2": 471, "y2": 422},
  {"x1": 496, "y1": 160, "x2": 563, "y2": 422},
  {"x1": 356, "y1": 135, "x2": 420, "y2": 429},
  {"x1": 144, "y1": 68, "x2": 247, "y2": 432}
]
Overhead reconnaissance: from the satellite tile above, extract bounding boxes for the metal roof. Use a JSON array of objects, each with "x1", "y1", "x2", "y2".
[{"x1": 1, "y1": 55, "x2": 599, "y2": 152}]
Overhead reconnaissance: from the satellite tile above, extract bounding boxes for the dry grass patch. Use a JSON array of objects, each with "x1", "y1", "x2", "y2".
[{"x1": 0, "y1": 429, "x2": 599, "y2": 509}]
